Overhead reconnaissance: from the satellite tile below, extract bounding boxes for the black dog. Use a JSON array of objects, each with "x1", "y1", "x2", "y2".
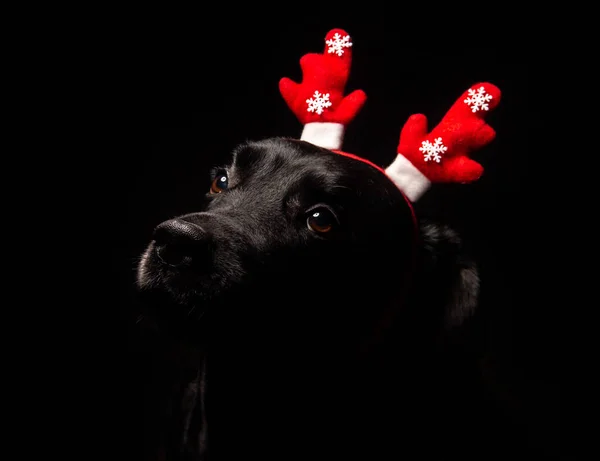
[{"x1": 136, "y1": 137, "x2": 480, "y2": 460}]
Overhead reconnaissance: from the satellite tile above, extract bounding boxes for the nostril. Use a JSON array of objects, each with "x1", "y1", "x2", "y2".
[{"x1": 156, "y1": 244, "x2": 192, "y2": 267}]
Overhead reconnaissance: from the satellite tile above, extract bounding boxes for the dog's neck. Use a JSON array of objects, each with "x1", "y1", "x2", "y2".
[{"x1": 165, "y1": 292, "x2": 413, "y2": 459}]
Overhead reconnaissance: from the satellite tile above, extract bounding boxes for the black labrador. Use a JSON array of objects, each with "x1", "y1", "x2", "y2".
[{"x1": 135, "y1": 137, "x2": 480, "y2": 460}]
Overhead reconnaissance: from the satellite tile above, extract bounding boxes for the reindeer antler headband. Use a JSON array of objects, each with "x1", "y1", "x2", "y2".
[{"x1": 279, "y1": 28, "x2": 501, "y2": 203}]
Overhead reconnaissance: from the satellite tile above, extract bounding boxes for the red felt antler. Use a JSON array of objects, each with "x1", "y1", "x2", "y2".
[
  {"x1": 385, "y1": 82, "x2": 501, "y2": 201},
  {"x1": 279, "y1": 28, "x2": 367, "y2": 150}
]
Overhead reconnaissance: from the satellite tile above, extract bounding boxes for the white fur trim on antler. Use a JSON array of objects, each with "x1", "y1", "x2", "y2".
[
  {"x1": 385, "y1": 153, "x2": 432, "y2": 202},
  {"x1": 300, "y1": 122, "x2": 345, "y2": 150}
]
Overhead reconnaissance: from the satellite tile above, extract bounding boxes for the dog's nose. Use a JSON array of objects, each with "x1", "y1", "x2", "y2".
[{"x1": 152, "y1": 218, "x2": 208, "y2": 267}]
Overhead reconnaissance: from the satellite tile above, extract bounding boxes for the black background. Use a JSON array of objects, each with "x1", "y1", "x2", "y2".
[{"x1": 106, "y1": 11, "x2": 558, "y2": 459}]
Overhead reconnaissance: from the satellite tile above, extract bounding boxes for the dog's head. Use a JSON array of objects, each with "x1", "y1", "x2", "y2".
[
  {"x1": 136, "y1": 137, "x2": 420, "y2": 353},
  {"x1": 138, "y1": 138, "x2": 477, "y2": 356}
]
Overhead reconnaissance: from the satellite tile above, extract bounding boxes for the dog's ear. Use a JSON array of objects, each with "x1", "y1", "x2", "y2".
[{"x1": 412, "y1": 221, "x2": 480, "y2": 332}]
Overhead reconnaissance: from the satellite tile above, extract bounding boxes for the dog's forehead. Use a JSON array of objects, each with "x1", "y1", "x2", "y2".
[{"x1": 231, "y1": 138, "x2": 387, "y2": 193}]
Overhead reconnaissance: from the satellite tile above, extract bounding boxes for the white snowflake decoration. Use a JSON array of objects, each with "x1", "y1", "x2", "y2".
[
  {"x1": 306, "y1": 90, "x2": 332, "y2": 115},
  {"x1": 419, "y1": 137, "x2": 448, "y2": 163},
  {"x1": 326, "y1": 33, "x2": 352, "y2": 56},
  {"x1": 464, "y1": 86, "x2": 493, "y2": 113}
]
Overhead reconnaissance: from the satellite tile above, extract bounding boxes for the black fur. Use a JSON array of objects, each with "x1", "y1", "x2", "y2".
[{"x1": 135, "y1": 137, "x2": 481, "y2": 460}]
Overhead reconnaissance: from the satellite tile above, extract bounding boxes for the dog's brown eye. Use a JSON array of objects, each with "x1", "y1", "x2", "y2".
[
  {"x1": 210, "y1": 173, "x2": 228, "y2": 194},
  {"x1": 307, "y1": 207, "x2": 336, "y2": 234}
]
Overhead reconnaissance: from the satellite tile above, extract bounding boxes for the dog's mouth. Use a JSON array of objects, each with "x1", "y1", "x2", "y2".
[
  {"x1": 136, "y1": 239, "x2": 314, "y2": 346},
  {"x1": 136, "y1": 238, "x2": 247, "y2": 320}
]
